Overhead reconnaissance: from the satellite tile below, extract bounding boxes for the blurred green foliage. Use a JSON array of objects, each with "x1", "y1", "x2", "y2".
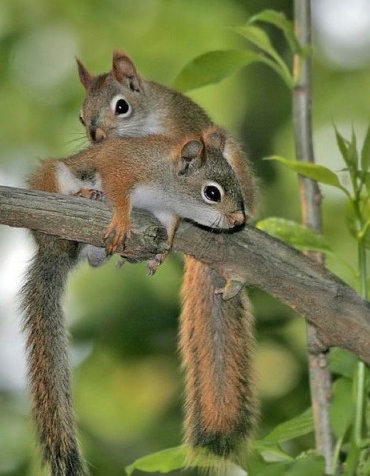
[{"x1": 1, "y1": 0, "x2": 370, "y2": 475}]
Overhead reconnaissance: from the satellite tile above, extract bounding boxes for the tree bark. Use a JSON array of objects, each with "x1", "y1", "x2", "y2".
[{"x1": 293, "y1": 0, "x2": 334, "y2": 469}]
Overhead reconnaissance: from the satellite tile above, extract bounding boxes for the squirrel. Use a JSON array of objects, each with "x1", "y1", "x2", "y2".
[
  {"x1": 21, "y1": 52, "x2": 257, "y2": 475},
  {"x1": 77, "y1": 53, "x2": 258, "y2": 466},
  {"x1": 22, "y1": 129, "x2": 246, "y2": 476}
]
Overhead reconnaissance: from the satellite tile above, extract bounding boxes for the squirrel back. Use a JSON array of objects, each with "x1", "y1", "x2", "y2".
[{"x1": 30, "y1": 128, "x2": 246, "y2": 245}]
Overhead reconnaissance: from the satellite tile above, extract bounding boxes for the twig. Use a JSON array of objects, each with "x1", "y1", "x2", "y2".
[
  {"x1": 1, "y1": 185, "x2": 370, "y2": 365},
  {"x1": 293, "y1": 0, "x2": 334, "y2": 471}
]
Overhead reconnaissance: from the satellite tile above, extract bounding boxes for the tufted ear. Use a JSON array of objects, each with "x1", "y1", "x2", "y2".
[
  {"x1": 76, "y1": 58, "x2": 95, "y2": 90},
  {"x1": 175, "y1": 139, "x2": 204, "y2": 176},
  {"x1": 204, "y1": 127, "x2": 226, "y2": 151},
  {"x1": 112, "y1": 51, "x2": 142, "y2": 92}
]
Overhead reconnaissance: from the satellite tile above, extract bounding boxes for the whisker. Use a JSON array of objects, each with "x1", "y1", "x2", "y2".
[{"x1": 63, "y1": 136, "x2": 90, "y2": 156}]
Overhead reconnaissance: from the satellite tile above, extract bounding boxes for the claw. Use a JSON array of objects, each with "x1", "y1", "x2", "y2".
[
  {"x1": 74, "y1": 187, "x2": 105, "y2": 201},
  {"x1": 146, "y1": 250, "x2": 170, "y2": 275},
  {"x1": 215, "y1": 278, "x2": 245, "y2": 301},
  {"x1": 104, "y1": 214, "x2": 131, "y2": 254}
]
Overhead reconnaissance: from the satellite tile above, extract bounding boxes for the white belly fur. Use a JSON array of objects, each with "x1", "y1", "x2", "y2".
[{"x1": 131, "y1": 184, "x2": 224, "y2": 230}]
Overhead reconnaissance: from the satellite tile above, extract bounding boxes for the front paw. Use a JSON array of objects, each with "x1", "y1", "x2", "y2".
[
  {"x1": 74, "y1": 187, "x2": 106, "y2": 202},
  {"x1": 104, "y1": 214, "x2": 131, "y2": 254},
  {"x1": 146, "y1": 243, "x2": 172, "y2": 275},
  {"x1": 146, "y1": 254, "x2": 164, "y2": 275}
]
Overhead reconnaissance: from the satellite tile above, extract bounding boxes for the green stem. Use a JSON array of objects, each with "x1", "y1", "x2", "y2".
[
  {"x1": 354, "y1": 240, "x2": 367, "y2": 444},
  {"x1": 348, "y1": 198, "x2": 368, "y2": 474},
  {"x1": 331, "y1": 436, "x2": 344, "y2": 475},
  {"x1": 354, "y1": 361, "x2": 366, "y2": 446},
  {"x1": 358, "y1": 241, "x2": 368, "y2": 300}
]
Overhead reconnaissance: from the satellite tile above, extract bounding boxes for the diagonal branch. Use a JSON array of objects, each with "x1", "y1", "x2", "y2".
[{"x1": 1, "y1": 184, "x2": 370, "y2": 364}]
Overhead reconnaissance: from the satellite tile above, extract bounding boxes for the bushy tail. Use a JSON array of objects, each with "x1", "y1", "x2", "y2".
[
  {"x1": 20, "y1": 233, "x2": 86, "y2": 476},
  {"x1": 179, "y1": 256, "x2": 258, "y2": 468}
]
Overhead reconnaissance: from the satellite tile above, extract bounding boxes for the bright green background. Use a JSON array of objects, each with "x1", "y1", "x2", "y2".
[{"x1": 0, "y1": 0, "x2": 369, "y2": 475}]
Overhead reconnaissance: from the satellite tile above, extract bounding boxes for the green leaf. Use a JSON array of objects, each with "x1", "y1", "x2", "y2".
[
  {"x1": 363, "y1": 172, "x2": 370, "y2": 194},
  {"x1": 361, "y1": 123, "x2": 370, "y2": 172},
  {"x1": 347, "y1": 195, "x2": 370, "y2": 248},
  {"x1": 348, "y1": 127, "x2": 359, "y2": 169},
  {"x1": 334, "y1": 124, "x2": 359, "y2": 172},
  {"x1": 330, "y1": 377, "x2": 354, "y2": 439},
  {"x1": 259, "y1": 447, "x2": 294, "y2": 463},
  {"x1": 173, "y1": 49, "x2": 267, "y2": 92},
  {"x1": 248, "y1": 9, "x2": 304, "y2": 56},
  {"x1": 249, "y1": 459, "x2": 294, "y2": 476},
  {"x1": 125, "y1": 445, "x2": 234, "y2": 475},
  {"x1": 260, "y1": 408, "x2": 314, "y2": 445},
  {"x1": 125, "y1": 446, "x2": 188, "y2": 475},
  {"x1": 257, "y1": 217, "x2": 332, "y2": 253},
  {"x1": 233, "y1": 25, "x2": 293, "y2": 87},
  {"x1": 329, "y1": 348, "x2": 358, "y2": 378},
  {"x1": 248, "y1": 454, "x2": 325, "y2": 476},
  {"x1": 266, "y1": 155, "x2": 349, "y2": 194},
  {"x1": 287, "y1": 456, "x2": 326, "y2": 476},
  {"x1": 334, "y1": 125, "x2": 352, "y2": 169}
]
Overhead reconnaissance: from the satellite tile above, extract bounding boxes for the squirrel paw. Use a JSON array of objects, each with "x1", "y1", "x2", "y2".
[
  {"x1": 146, "y1": 250, "x2": 170, "y2": 275},
  {"x1": 74, "y1": 187, "x2": 106, "y2": 202},
  {"x1": 146, "y1": 238, "x2": 172, "y2": 275},
  {"x1": 104, "y1": 215, "x2": 131, "y2": 255},
  {"x1": 215, "y1": 278, "x2": 245, "y2": 301}
]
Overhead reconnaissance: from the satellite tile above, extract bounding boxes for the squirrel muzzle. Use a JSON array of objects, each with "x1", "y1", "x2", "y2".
[
  {"x1": 228, "y1": 211, "x2": 245, "y2": 228},
  {"x1": 90, "y1": 127, "x2": 106, "y2": 143}
]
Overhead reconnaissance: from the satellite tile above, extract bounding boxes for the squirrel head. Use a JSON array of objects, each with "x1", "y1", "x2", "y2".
[
  {"x1": 171, "y1": 128, "x2": 245, "y2": 230},
  {"x1": 77, "y1": 51, "x2": 164, "y2": 143}
]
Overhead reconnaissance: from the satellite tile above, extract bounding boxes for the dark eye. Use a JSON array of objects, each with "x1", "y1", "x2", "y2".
[
  {"x1": 79, "y1": 115, "x2": 85, "y2": 126},
  {"x1": 115, "y1": 98, "x2": 129, "y2": 115},
  {"x1": 110, "y1": 94, "x2": 132, "y2": 117},
  {"x1": 202, "y1": 181, "x2": 224, "y2": 204}
]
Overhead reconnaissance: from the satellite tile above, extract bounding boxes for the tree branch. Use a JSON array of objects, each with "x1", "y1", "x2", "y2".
[{"x1": 1, "y1": 185, "x2": 370, "y2": 364}]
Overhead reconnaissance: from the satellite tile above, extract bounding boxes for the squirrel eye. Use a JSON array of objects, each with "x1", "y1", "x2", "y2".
[
  {"x1": 79, "y1": 114, "x2": 85, "y2": 126},
  {"x1": 110, "y1": 95, "x2": 132, "y2": 117},
  {"x1": 201, "y1": 181, "x2": 224, "y2": 204}
]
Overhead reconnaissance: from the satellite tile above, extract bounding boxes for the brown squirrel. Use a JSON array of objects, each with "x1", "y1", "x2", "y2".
[
  {"x1": 21, "y1": 52, "x2": 257, "y2": 475},
  {"x1": 77, "y1": 53, "x2": 258, "y2": 465}
]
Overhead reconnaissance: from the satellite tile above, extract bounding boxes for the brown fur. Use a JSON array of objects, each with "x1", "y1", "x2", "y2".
[
  {"x1": 21, "y1": 232, "x2": 86, "y2": 476},
  {"x1": 180, "y1": 257, "x2": 257, "y2": 464},
  {"x1": 22, "y1": 50, "x2": 259, "y2": 475},
  {"x1": 76, "y1": 51, "x2": 259, "y2": 466}
]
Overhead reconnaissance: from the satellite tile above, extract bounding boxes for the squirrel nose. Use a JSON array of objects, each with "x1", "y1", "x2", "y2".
[
  {"x1": 229, "y1": 211, "x2": 245, "y2": 228},
  {"x1": 90, "y1": 127, "x2": 106, "y2": 143}
]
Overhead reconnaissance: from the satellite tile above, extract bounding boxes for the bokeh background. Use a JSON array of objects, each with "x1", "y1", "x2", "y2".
[{"x1": 1, "y1": 0, "x2": 370, "y2": 474}]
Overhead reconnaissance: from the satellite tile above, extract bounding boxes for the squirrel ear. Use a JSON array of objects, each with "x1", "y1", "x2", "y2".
[
  {"x1": 112, "y1": 51, "x2": 142, "y2": 92},
  {"x1": 176, "y1": 139, "x2": 204, "y2": 176},
  {"x1": 204, "y1": 127, "x2": 226, "y2": 151},
  {"x1": 76, "y1": 58, "x2": 94, "y2": 90}
]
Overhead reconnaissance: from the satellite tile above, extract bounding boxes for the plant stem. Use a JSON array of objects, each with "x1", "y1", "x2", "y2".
[
  {"x1": 354, "y1": 237, "x2": 367, "y2": 444},
  {"x1": 346, "y1": 235, "x2": 367, "y2": 476},
  {"x1": 293, "y1": 1, "x2": 335, "y2": 473}
]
